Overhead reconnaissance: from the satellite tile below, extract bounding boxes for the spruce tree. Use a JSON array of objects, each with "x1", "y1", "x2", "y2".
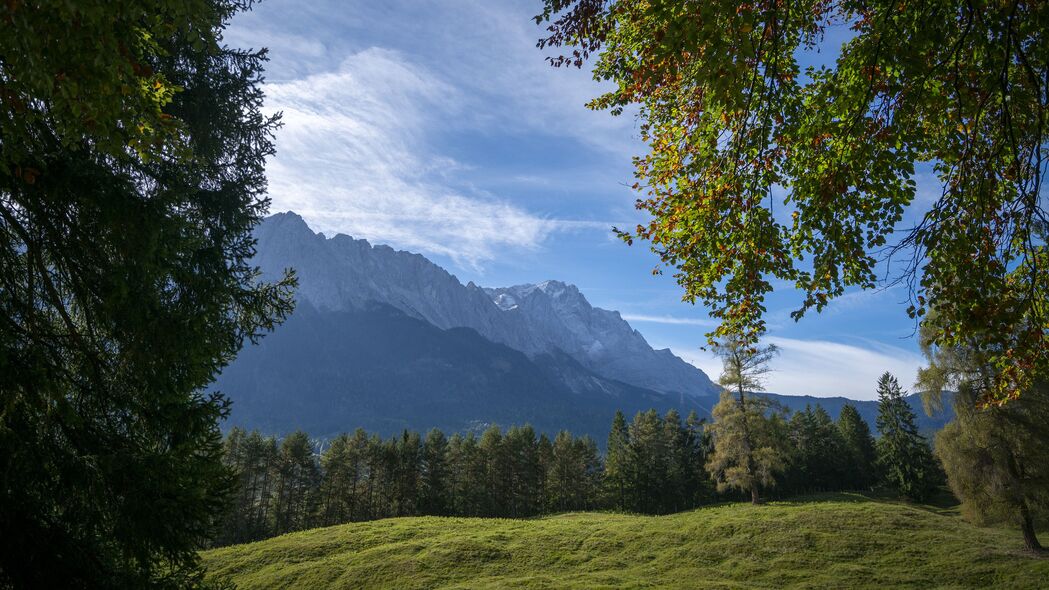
[
  {"x1": 604, "y1": 410, "x2": 631, "y2": 510},
  {"x1": 1, "y1": 1, "x2": 294, "y2": 585},
  {"x1": 838, "y1": 404, "x2": 877, "y2": 491},
  {"x1": 420, "y1": 429, "x2": 450, "y2": 516},
  {"x1": 628, "y1": 410, "x2": 667, "y2": 512},
  {"x1": 875, "y1": 373, "x2": 937, "y2": 502}
]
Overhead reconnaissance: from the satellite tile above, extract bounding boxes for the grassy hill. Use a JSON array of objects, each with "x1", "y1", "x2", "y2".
[{"x1": 203, "y1": 494, "x2": 1048, "y2": 589}]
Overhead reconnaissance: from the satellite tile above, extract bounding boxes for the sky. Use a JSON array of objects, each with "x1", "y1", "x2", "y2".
[{"x1": 225, "y1": 0, "x2": 932, "y2": 400}]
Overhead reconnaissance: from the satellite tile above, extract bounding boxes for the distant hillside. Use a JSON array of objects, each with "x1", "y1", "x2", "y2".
[
  {"x1": 765, "y1": 392, "x2": 953, "y2": 436},
  {"x1": 203, "y1": 494, "x2": 1048, "y2": 589},
  {"x1": 217, "y1": 301, "x2": 705, "y2": 440}
]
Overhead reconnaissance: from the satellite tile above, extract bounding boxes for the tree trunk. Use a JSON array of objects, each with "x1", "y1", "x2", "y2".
[
  {"x1": 1020, "y1": 501, "x2": 1044, "y2": 553},
  {"x1": 750, "y1": 485, "x2": 760, "y2": 505}
]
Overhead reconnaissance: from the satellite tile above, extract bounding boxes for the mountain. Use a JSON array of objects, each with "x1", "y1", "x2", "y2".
[
  {"x1": 216, "y1": 211, "x2": 949, "y2": 440},
  {"x1": 764, "y1": 393, "x2": 953, "y2": 437},
  {"x1": 252, "y1": 212, "x2": 720, "y2": 399},
  {"x1": 218, "y1": 301, "x2": 707, "y2": 440}
]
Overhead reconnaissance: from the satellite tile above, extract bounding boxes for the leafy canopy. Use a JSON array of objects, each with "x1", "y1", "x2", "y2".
[{"x1": 536, "y1": 0, "x2": 1049, "y2": 404}]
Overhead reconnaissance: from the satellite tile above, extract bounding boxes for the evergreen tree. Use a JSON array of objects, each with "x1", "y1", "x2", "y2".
[
  {"x1": 604, "y1": 410, "x2": 631, "y2": 511},
  {"x1": 547, "y1": 431, "x2": 580, "y2": 512},
  {"x1": 536, "y1": 433, "x2": 555, "y2": 513},
  {"x1": 271, "y1": 432, "x2": 319, "y2": 534},
  {"x1": 318, "y1": 434, "x2": 361, "y2": 527},
  {"x1": 875, "y1": 373, "x2": 938, "y2": 502},
  {"x1": 627, "y1": 410, "x2": 667, "y2": 512},
  {"x1": 1, "y1": 1, "x2": 295, "y2": 585},
  {"x1": 392, "y1": 431, "x2": 422, "y2": 516},
  {"x1": 661, "y1": 409, "x2": 689, "y2": 512},
  {"x1": 479, "y1": 426, "x2": 509, "y2": 516},
  {"x1": 504, "y1": 426, "x2": 541, "y2": 517},
  {"x1": 577, "y1": 436, "x2": 603, "y2": 511},
  {"x1": 787, "y1": 406, "x2": 847, "y2": 494},
  {"x1": 683, "y1": 411, "x2": 715, "y2": 506},
  {"x1": 420, "y1": 429, "x2": 450, "y2": 515},
  {"x1": 838, "y1": 404, "x2": 877, "y2": 490}
]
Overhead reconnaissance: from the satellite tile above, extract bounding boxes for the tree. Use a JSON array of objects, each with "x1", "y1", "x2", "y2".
[
  {"x1": 683, "y1": 410, "x2": 716, "y2": 506},
  {"x1": 919, "y1": 327, "x2": 1049, "y2": 553},
  {"x1": 318, "y1": 433, "x2": 363, "y2": 527},
  {"x1": 271, "y1": 432, "x2": 319, "y2": 535},
  {"x1": 626, "y1": 410, "x2": 667, "y2": 512},
  {"x1": 786, "y1": 405, "x2": 847, "y2": 494},
  {"x1": 706, "y1": 338, "x2": 784, "y2": 503},
  {"x1": 706, "y1": 392, "x2": 789, "y2": 503},
  {"x1": 536, "y1": 0, "x2": 1048, "y2": 403},
  {"x1": 837, "y1": 404, "x2": 878, "y2": 491},
  {"x1": 604, "y1": 410, "x2": 631, "y2": 510},
  {"x1": 419, "y1": 429, "x2": 450, "y2": 516},
  {"x1": 875, "y1": 373, "x2": 938, "y2": 502},
  {"x1": 1, "y1": 1, "x2": 294, "y2": 586},
  {"x1": 504, "y1": 425, "x2": 542, "y2": 517},
  {"x1": 392, "y1": 430, "x2": 422, "y2": 516}
]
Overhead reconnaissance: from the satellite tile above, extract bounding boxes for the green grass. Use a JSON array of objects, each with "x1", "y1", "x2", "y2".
[{"x1": 203, "y1": 494, "x2": 1048, "y2": 589}]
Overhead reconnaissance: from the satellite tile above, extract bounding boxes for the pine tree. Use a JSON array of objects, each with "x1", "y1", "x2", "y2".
[
  {"x1": 661, "y1": 409, "x2": 688, "y2": 513},
  {"x1": 684, "y1": 411, "x2": 715, "y2": 506},
  {"x1": 627, "y1": 410, "x2": 667, "y2": 512},
  {"x1": 875, "y1": 372, "x2": 937, "y2": 502},
  {"x1": 787, "y1": 406, "x2": 847, "y2": 494},
  {"x1": 547, "y1": 431, "x2": 579, "y2": 512},
  {"x1": 420, "y1": 429, "x2": 450, "y2": 515},
  {"x1": 504, "y1": 426, "x2": 541, "y2": 517},
  {"x1": 838, "y1": 404, "x2": 877, "y2": 490},
  {"x1": 271, "y1": 432, "x2": 319, "y2": 534},
  {"x1": 604, "y1": 411, "x2": 631, "y2": 510}
]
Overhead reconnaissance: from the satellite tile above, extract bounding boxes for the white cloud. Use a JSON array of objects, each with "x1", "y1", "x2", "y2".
[
  {"x1": 261, "y1": 48, "x2": 603, "y2": 267},
  {"x1": 669, "y1": 336, "x2": 924, "y2": 400},
  {"x1": 621, "y1": 314, "x2": 717, "y2": 327}
]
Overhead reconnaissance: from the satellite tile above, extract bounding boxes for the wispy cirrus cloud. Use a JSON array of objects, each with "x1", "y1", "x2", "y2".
[
  {"x1": 261, "y1": 48, "x2": 607, "y2": 268},
  {"x1": 669, "y1": 336, "x2": 925, "y2": 400},
  {"x1": 621, "y1": 314, "x2": 718, "y2": 327}
]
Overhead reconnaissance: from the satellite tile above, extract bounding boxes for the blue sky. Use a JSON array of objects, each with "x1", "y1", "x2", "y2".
[{"x1": 226, "y1": 0, "x2": 932, "y2": 400}]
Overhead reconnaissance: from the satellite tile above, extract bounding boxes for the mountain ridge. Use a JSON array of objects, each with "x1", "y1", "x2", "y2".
[
  {"x1": 253, "y1": 211, "x2": 720, "y2": 398},
  {"x1": 214, "y1": 212, "x2": 950, "y2": 440}
]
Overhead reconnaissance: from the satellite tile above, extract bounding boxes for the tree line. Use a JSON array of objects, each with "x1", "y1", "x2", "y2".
[{"x1": 211, "y1": 370, "x2": 940, "y2": 547}]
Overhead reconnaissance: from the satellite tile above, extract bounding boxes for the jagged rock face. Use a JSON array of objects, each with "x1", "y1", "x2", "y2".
[{"x1": 253, "y1": 212, "x2": 720, "y2": 398}]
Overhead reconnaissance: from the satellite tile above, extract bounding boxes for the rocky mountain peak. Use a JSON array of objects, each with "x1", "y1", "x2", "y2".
[{"x1": 252, "y1": 212, "x2": 720, "y2": 398}]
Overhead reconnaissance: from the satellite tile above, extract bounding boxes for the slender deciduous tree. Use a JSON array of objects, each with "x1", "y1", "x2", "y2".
[{"x1": 707, "y1": 338, "x2": 784, "y2": 503}]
